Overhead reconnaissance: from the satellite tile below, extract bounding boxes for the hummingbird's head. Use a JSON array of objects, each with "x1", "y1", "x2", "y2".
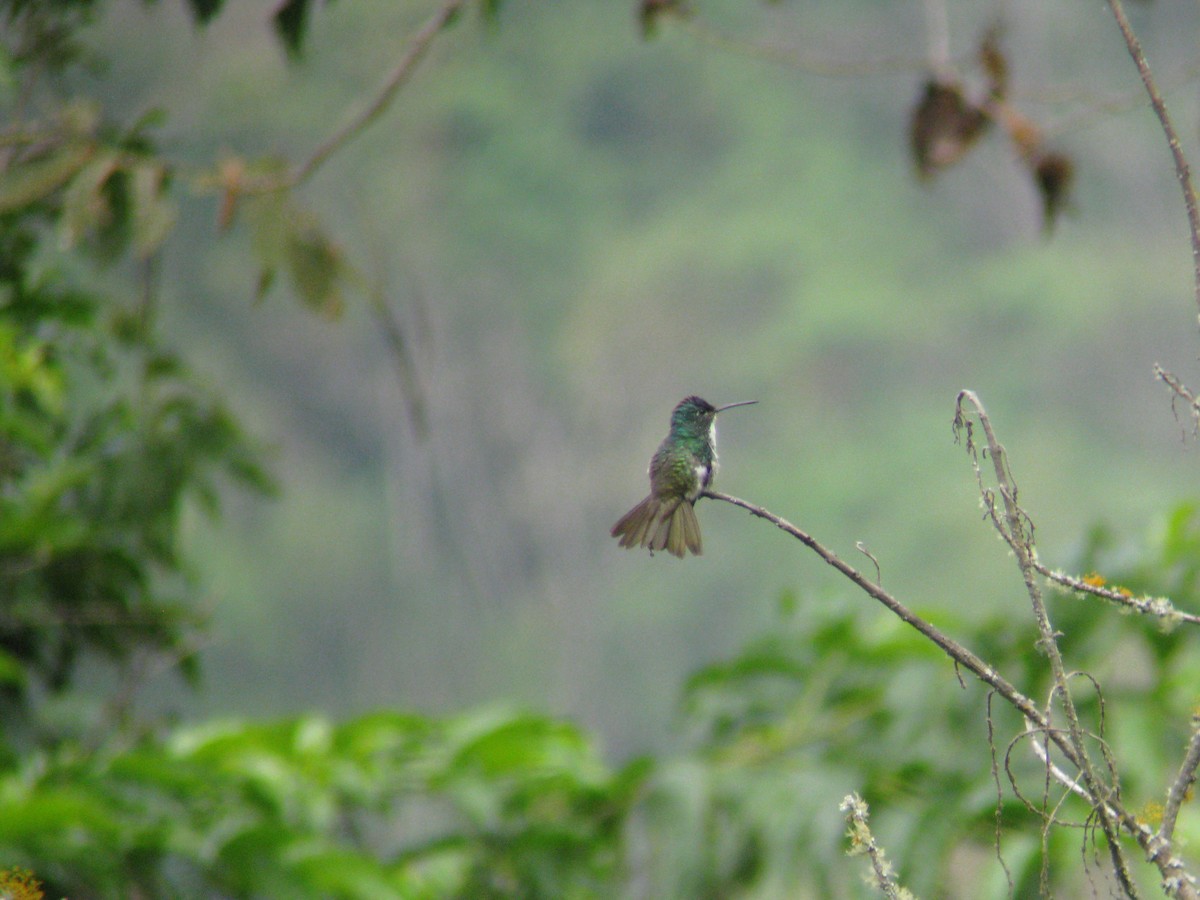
[
  {"x1": 670, "y1": 396, "x2": 757, "y2": 435},
  {"x1": 671, "y1": 396, "x2": 717, "y2": 432}
]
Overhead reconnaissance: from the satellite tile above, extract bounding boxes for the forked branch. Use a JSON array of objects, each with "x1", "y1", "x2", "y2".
[{"x1": 954, "y1": 390, "x2": 1134, "y2": 892}]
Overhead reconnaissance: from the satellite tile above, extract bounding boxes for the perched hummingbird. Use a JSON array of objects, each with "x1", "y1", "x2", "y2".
[{"x1": 611, "y1": 396, "x2": 757, "y2": 558}]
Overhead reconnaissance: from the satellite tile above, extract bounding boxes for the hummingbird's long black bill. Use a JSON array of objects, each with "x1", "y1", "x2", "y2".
[{"x1": 714, "y1": 400, "x2": 758, "y2": 413}]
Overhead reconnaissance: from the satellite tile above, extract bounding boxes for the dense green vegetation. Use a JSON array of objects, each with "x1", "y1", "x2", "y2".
[{"x1": 6, "y1": 0, "x2": 1200, "y2": 895}]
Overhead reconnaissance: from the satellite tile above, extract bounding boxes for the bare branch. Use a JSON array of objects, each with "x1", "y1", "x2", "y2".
[
  {"x1": 214, "y1": 0, "x2": 465, "y2": 197},
  {"x1": 1105, "y1": 0, "x2": 1200, "y2": 318}
]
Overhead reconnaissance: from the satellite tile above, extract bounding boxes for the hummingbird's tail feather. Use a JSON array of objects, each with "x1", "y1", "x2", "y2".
[
  {"x1": 612, "y1": 495, "x2": 656, "y2": 548},
  {"x1": 676, "y1": 500, "x2": 703, "y2": 556},
  {"x1": 611, "y1": 495, "x2": 703, "y2": 558},
  {"x1": 658, "y1": 500, "x2": 701, "y2": 557}
]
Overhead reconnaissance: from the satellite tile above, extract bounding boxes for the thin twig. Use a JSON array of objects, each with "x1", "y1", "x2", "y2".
[
  {"x1": 1156, "y1": 364, "x2": 1200, "y2": 438},
  {"x1": 1027, "y1": 721, "x2": 1094, "y2": 810},
  {"x1": 856, "y1": 541, "x2": 882, "y2": 585},
  {"x1": 705, "y1": 384, "x2": 1200, "y2": 896},
  {"x1": 986, "y1": 693, "x2": 1016, "y2": 895},
  {"x1": 1105, "y1": 0, "x2": 1200, "y2": 318},
  {"x1": 1004, "y1": 727, "x2": 1093, "y2": 830},
  {"x1": 367, "y1": 281, "x2": 429, "y2": 440},
  {"x1": 1036, "y1": 61, "x2": 1200, "y2": 139},
  {"x1": 290, "y1": 0, "x2": 466, "y2": 185},
  {"x1": 676, "y1": 16, "x2": 937, "y2": 78},
  {"x1": 921, "y1": 0, "x2": 950, "y2": 75},
  {"x1": 706, "y1": 480, "x2": 1200, "y2": 896},
  {"x1": 1162, "y1": 718, "x2": 1200, "y2": 844}
]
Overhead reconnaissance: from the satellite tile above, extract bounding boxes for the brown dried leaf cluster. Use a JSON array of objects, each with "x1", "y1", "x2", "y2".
[{"x1": 909, "y1": 28, "x2": 1075, "y2": 231}]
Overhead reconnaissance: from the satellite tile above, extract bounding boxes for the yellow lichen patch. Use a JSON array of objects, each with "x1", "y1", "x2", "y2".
[
  {"x1": 1138, "y1": 801, "x2": 1164, "y2": 828},
  {"x1": 0, "y1": 868, "x2": 44, "y2": 900}
]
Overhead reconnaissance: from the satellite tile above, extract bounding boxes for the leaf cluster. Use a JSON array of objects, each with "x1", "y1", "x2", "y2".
[
  {"x1": 0, "y1": 210, "x2": 271, "y2": 743},
  {"x1": 0, "y1": 0, "x2": 275, "y2": 743},
  {"x1": 0, "y1": 708, "x2": 645, "y2": 899}
]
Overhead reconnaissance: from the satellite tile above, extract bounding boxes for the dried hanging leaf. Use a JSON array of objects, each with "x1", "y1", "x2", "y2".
[
  {"x1": 909, "y1": 79, "x2": 990, "y2": 179},
  {"x1": 1032, "y1": 151, "x2": 1075, "y2": 232},
  {"x1": 992, "y1": 103, "x2": 1042, "y2": 163},
  {"x1": 979, "y1": 26, "x2": 1009, "y2": 101},
  {"x1": 215, "y1": 156, "x2": 247, "y2": 233}
]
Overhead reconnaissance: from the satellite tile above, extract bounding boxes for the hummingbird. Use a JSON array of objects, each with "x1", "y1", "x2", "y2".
[{"x1": 611, "y1": 396, "x2": 757, "y2": 558}]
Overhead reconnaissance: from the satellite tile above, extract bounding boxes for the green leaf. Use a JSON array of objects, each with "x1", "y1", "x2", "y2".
[
  {"x1": 0, "y1": 143, "x2": 93, "y2": 212},
  {"x1": 244, "y1": 185, "x2": 350, "y2": 317},
  {"x1": 215, "y1": 824, "x2": 307, "y2": 895},
  {"x1": 185, "y1": 0, "x2": 226, "y2": 25},
  {"x1": 129, "y1": 161, "x2": 177, "y2": 259},
  {"x1": 58, "y1": 151, "x2": 122, "y2": 249},
  {"x1": 289, "y1": 846, "x2": 409, "y2": 899},
  {"x1": 245, "y1": 188, "x2": 290, "y2": 270},
  {"x1": 478, "y1": 0, "x2": 505, "y2": 23},
  {"x1": 0, "y1": 649, "x2": 27, "y2": 688},
  {"x1": 255, "y1": 266, "x2": 277, "y2": 301},
  {"x1": 284, "y1": 219, "x2": 345, "y2": 318},
  {"x1": 273, "y1": 0, "x2": 313, "y2": 60}
]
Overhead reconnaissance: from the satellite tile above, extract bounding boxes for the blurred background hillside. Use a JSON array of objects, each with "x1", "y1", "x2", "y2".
[{"x1": 75, "y1": 0, "x2": 1200, "y2": 761}]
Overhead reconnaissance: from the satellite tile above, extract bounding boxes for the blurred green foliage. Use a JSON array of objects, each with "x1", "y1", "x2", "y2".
[
  {"x1": 0, "y1": 1, "x2": 272, "y2": 741},
  {"x1": 0, "y1": 206, "x2": 270, "y2": 743},
  {"x1": 0, "y1": 708, "x2": 644, "y2": 898}
]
